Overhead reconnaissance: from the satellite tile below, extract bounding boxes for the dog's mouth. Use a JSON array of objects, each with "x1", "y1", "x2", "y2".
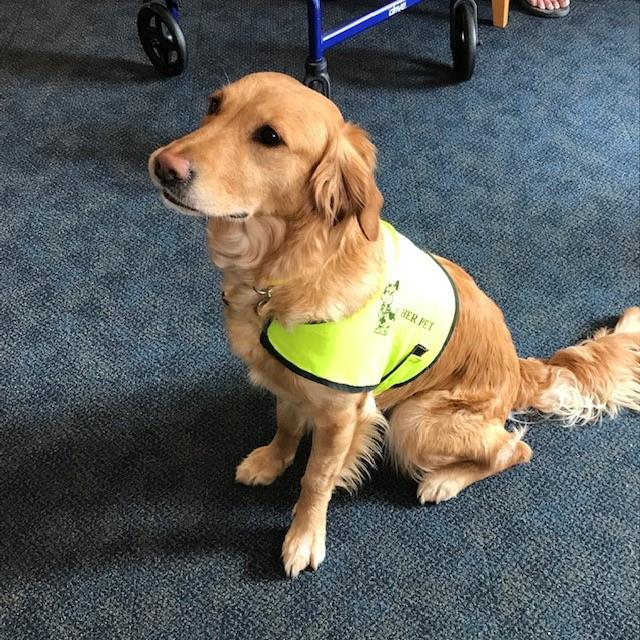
[
  {"x1": 162, "y1": 189, "x2": 201, "y2": 214},
  {"x1": 161, "y1": 189, "x2": 249, "y2": 220}
]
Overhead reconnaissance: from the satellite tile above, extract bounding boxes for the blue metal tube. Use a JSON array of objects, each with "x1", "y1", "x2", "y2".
[
  {"x1": 307, "y1": 0, "x2": 425, "y2": 61},
  {"x1": 324, "y1": 0, "x2": 424, "y2": 51},
  {"x1": 307, "y1": 0, "x2": 324, "y2": 61},
  {"x1": 166, "y1": 0, "x2": 180, "y2": 20}
]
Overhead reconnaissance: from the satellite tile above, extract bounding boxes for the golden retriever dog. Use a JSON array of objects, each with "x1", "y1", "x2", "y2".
[{"x1": 148, "y1": 72, "x2": 640, "y2": 577}]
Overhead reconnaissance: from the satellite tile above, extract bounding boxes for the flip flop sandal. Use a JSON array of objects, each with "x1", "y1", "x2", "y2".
[{"x1": 516, "y1": 0, "x2": 570, "y2": 18}]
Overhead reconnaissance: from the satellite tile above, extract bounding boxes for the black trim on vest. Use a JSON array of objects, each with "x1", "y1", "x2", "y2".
[{"x1": 259, "y1": 326, "x2": 377, "y2": 394}]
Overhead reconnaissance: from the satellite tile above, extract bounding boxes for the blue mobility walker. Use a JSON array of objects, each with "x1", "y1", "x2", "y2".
[{"x1": 137, "y1": 1, "x2": 478, "y2": 93}]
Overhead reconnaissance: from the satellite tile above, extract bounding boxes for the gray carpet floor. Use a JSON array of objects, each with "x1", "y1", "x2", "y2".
[{"x1": 1, "y1": 1, "x2": 638, "y2": 638}]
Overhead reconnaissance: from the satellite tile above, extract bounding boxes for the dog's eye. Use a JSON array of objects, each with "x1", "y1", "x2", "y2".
[
  {"x1": 254, "y1": 125, "x2": 283, "y2": 147},
  {"x1": 207, "y1": 96, "x2": 221, "y2": 115}
]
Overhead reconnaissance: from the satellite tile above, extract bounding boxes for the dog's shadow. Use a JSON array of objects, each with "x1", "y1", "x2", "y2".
[
  {"x1": 0, "y1": 381, "x2": 416, "y2": 583},
  {"x1": 0, "y1": 383, "x2": 291, "y2": 583}
]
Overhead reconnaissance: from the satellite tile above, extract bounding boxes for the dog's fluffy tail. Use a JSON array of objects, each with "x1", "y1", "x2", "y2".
[{"x1": 514, "y1": 307, "x2": 640, "y2": 425}]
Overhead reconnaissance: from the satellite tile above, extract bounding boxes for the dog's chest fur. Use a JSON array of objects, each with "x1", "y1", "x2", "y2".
[{"x1": 221, "y1": 282, "x2": 300, "y2": 398}]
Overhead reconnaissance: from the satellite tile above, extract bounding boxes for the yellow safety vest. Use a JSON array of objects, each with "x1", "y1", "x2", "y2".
[{"x1": 260, "y1": 221, "x2": 458, "y2": 395}]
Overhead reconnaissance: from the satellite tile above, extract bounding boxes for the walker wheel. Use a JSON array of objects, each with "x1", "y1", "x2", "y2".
[
  {"x1": 303, "y1": 57, "x2": 332, "y2": 99},
  {"x1": 304, "y1": 75, "x2": 331, "y2": 99},
  {"x1": 137, "y1": 2, "x2": 187, "y2": 76},
  {"x1": 451, "y1": 1, "x2": 477, "y2": 81}
]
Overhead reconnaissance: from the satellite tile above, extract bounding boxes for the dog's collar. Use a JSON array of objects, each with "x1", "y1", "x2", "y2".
[{"x1": 221, "y1": 279, "x2": 287, "y2": 313}]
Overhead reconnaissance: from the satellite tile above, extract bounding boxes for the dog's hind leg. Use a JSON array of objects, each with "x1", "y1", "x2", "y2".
[
  {"x1": 416, "y1": 444, "x2": 532, "y2": 504},
  {"x1": 387, "y1": 390, "x2": 532, "y2": 504},
  {"x1": 235, "y1": 398, "x2": 305, "y2": 486}
]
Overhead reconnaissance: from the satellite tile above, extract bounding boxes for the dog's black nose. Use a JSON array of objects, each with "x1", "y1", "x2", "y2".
[{"x1": 154, "y1": 151, "x2": 191, "y2": 186}]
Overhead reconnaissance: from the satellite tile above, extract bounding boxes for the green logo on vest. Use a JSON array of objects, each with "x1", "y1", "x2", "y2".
[{"x1": 374, "y1": 280, "x2": 400, "y2": 336}]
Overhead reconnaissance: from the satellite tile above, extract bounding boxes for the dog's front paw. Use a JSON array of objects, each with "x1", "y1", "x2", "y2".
[
  {"x1": 235, "y1": 445, "x2": 292, "y2": 486},
  {"x1": 281, "y1": 520, "x2": 326, "y2": 578}
]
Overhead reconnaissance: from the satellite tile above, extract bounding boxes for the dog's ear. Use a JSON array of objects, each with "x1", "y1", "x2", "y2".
[{"x1": 311, "y1": 123, "x2": 382, "y2": 241}]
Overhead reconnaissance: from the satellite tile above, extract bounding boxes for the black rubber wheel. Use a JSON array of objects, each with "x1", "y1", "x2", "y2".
[
  {"x1": 137, "y1": 3, "x2": 187, "y2": 76},
  {"x1": 451, "y1": 2, "x2": 477, "y2": 81}
]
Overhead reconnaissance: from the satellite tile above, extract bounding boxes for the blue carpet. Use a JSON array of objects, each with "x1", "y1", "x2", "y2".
[{"x1": 1, "y1": 1, "x2": 638, "y2": 638}]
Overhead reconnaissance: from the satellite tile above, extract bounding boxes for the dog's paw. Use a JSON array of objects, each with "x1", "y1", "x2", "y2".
[
  {"x1": 417, "y1": 474, "x2": 463, "y2": 504},
  {"x1": 281, "y1": 521, "x2": 326, "y2": 578},
  {"x1": 235, "y1": 445, "x2": 291, "y2": 486}
]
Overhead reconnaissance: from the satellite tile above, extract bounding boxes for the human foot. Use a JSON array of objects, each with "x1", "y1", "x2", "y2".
[{"x1": 518, "y1": 0, "x2": 570, "y2": 17}]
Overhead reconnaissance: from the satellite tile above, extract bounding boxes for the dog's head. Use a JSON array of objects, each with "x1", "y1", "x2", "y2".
[{"x1": 148, "y1": 72, "x2": 382, "y2": 241}]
